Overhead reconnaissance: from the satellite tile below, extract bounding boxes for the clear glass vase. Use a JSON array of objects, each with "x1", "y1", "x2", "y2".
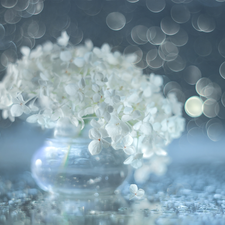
[{"x1": 31, "y1": 119, "x2": 129, "y2": 196}]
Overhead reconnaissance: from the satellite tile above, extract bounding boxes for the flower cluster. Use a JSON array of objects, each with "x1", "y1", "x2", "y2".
[{"x1": 0, "y1": 31, "x2": 185, "y2": 170}]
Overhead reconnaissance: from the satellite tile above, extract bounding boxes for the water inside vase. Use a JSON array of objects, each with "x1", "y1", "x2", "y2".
[{"x1": 31, "y1": 137, "x2": 129, "y2": 196}]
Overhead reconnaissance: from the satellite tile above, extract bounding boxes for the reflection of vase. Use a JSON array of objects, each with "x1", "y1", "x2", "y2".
[{"x1": 31, "y1": 134, "x2": 129, "y2": 196}]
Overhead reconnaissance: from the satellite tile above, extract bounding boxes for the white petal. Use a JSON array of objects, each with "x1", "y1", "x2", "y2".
[
  {"x1": 141, "y1": 122, "x2": 152, "y2": 135},
  {"x1": 132, "y1": 110, "x2": 141, "y2": 120},
  {"x1": 70, "y1": 116, "x2": 79, "y2": 127},
  {"x1": 149, "y1": 107, "x2": 157, "y2": 115},
  {"x1": 90, "y1": 119, "x2": 101, "y2": 129},
  {"x1": 117, "y1": 105, "x2": 123, "y2": 114},
  {"x1": 2, "y1": 110, "x2": 8, "y2": 119},
  {"x1": 133, "y1": 121, "x2": 142, "y2": 130},
  {"x1": 93, "y1": 93, "x2": 101, "y2": 102},
  {"x1": 124, "y1": 107, "x2": 133, "y2": 114},
  {"x1": 153, "y1": 122, "x2": 161, "y2": 131},
  {"x1": 88, "y1": 140, "x2": 102, "y2": 155},
  {"x1": 17, "y1": 94, "x2": 24, "y2": 102},
  {"x1": 113, "y1": 95, "x2": 120, "y2": 103},
  {"x1": 78, "y1": 91, "x2": 84, "y2": 102},
  {"x1": 20, "y1": 46, "x2": 30, "y2": 56},
  {"x1": 30, "y1": 105, "x2": 39, "y2": 112},
  {"x1": 123, "y1": 146, "x2": 135, "y2": 155},
  {"x1": 40, "y1": 72, "x2": 48, "y2": 81},
  {"x1": 120, "y1": 121, "x2": 131, "y2": 134},
  {"x1": 129, "y1": 184, "x2": 138, "y2": 194},
  {"x1": 78, "y1": 78, "x2": 85, "y2": 88},
  {"x1": 37, "y1": 116, "x2": 45, "y2": 125},
  {"x1": 10, "y1": 105, "x2": 23, "y2": 117},
  {"x1": 99, "y1": 128, "x2": 108, "y2": 138},
  {"x1": 103, "y1": 112, "x2": 111, "y2": 122},
  {"x1": 123, "y1": 135, "x2": 133, "y2": 146},
  {"x1": 74, "y1": 57, "x2": 85, "y2": 67},
  {"x1": 60, "y1": 51, "x2": 72, "y2": 62},
  {"x1": 84, "y1": 106, "x2": 95, "y2": 115},
  {"x1": 136, "y1": 189, "x2": 145, "y2": 198},
  {"x1": 92, "y1": 84, "x2": 99, "y2": 93},
  {"x1": 57, "y1": 31, "x2": 69, "y2": 46},
  {"x1": 51, "y1": 111, "x2": 61, "y2": 121},
  {"x1": 22, "y1": 105, "x2": 31, "y2": 114},
  {"x1": 89, "y1": 128, "x2": 101, "y2": 139},
  {"x1": 12, "y1": 97, "x2": 20, "y2": 104},
  {"x1": 131, "y1": 159, "x2": 142, "y2": 169},
  {"x1": 123, "y1": 155, "x2": 134, "y2": 165},
  {"x1": 65, "y1": 84, "x2": 79, "y2": 96},
  {"x1": 121, "y1": 115, "x2": 132, "y2": 122},
  {"x1": 26, "y1": 114, "x2": 38, "y2": 123}
]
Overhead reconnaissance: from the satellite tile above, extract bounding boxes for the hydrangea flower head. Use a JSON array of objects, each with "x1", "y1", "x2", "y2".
[{"x1": 0, "y1": 31, "x2": 185, "y2": 173}]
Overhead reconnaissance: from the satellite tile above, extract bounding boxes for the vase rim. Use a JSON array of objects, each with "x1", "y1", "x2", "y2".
[{"x1": 46, "y1": 137, "x2": 91, "y2": 145}]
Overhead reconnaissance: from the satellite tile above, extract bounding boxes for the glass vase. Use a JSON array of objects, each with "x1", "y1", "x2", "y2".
[{"x1": 31, "y1": 120, "x2": 129, "y2": 196}]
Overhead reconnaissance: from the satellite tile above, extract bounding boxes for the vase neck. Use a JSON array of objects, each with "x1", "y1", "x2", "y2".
[{"x1": 53, "y1": 118, "x2": 90, "y2": 139}]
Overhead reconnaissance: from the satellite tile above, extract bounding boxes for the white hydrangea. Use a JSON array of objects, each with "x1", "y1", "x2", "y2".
[{"x1": 0, "y1": 31, "x2": 185, "y2": 171}]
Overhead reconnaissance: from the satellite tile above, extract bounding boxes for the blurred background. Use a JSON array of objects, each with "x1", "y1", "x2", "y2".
[{"x1": 0, "y1": 0, "x2": 225, "y2": 171}]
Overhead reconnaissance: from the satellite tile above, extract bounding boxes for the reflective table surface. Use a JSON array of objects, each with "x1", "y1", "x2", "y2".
[{"x1": 1, "y1": 162, "x2": 225, "y2": 225}]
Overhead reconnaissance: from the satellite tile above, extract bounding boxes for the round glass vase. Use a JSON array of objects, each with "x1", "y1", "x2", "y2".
[{"x1": 31, "y1": 121, "x2": 129, "y2": 196}]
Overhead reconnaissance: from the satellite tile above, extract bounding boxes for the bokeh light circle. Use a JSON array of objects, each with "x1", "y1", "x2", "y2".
[
  {"x1": 146, "y1": 26, "x2": 166, "y2": 45},
  {"x1": 106, "y1": 12, "x2": 126, "y2": 31},
  {"x1": 203, "y1": 99, "x2": 219, "y2": 118},
  {"x1": 171, "y1": 5, "x2": 190, "y2": 24},
  {"x1": 207, "y1": 122, "x2": 224, "y2": 142},
  {"x1": 185, "y1": 96, "x2": 203, "y2": 117},
  {"x1": 194, "y1": 37, "x2": 212, "y2": 57},
  {"x1": 169, "y1": 28, "x2": 188, "y2": 47},
  {"x1": 1, "y1": 0, "x2": 18, "y2": 8},
  {"x1": 160, "y1": 16, "x2": 180, "y2": 35},
  {"x1": 146, "y1": 0, "x2": 166, "y2": 13},
  {"x1": 219, "y1": 62, "x2": 225, "y2": 79},
  {"x1": 183, "y1": 65, "x2": 202, "y2": 85}
]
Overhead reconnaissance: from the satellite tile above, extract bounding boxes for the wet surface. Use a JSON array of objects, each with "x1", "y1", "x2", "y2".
[{"x1": 1, "y1": 162, "x2": 225, "y2": 224}]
